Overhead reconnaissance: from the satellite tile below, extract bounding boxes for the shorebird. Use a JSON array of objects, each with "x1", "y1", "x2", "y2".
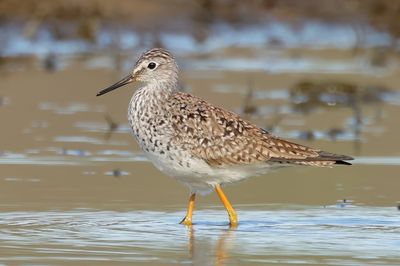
[{"x1": 97, "y1": 48, "x2": 353, "y2": 227}]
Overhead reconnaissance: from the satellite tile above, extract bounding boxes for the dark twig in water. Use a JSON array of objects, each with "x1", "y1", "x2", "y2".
[
  {"x1": 242, "y1": 79, "x2": 257, "y2": 118},
  {"x1": 104, "y1": 114, "x2": 119, "y2": 140},
  {"x1": 112, "y1": 169, "x2": 123, "y2": 177},
  {"x1": 43, "y1": 53, "x2": 57, "y2": 72}
]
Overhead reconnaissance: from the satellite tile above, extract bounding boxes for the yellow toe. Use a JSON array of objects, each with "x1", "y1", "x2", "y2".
[{"x1": 180, "y1": 217, "x2": 192, "y2": 226}]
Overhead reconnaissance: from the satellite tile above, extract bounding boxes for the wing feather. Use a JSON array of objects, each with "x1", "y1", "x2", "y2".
[{"x1": 167, "y1": 92, "x2": 353, "y2": 167}]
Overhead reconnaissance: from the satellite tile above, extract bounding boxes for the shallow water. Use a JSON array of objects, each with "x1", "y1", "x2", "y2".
[{"x1": 0, "y1": 206, "x2": 398, "y2": 265}]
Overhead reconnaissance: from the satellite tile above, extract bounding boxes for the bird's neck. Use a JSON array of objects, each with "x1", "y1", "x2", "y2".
[
  {"x1": 132, "y1": 80, "x2": 177, "y2": 109},
  {"x1": 147, "y1": 80, "x2": 177, "y2": 99}
]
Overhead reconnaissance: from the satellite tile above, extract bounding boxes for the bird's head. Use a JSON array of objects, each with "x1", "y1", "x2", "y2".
[{"x1": 97, "y1": 48, "x2": 178, "y2": 97}]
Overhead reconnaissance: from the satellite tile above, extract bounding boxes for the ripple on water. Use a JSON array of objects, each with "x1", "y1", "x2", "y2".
[
  {"x1": 74, "y1": 121, "x2": 130, "y2": 133},
  {"x1": 53, "y1": 136, "x2": 128, "y2": 146},
  {"x1": 0, "y1": 206, "x2": 398, "y2": 265},
  {"x1": 38, "y1": 102, "x2": 106, "y2": 115}
]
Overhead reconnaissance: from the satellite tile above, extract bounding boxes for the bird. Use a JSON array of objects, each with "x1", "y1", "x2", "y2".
[{"x1": 97, "y1": 48, "x2": 353, "y2": 227}]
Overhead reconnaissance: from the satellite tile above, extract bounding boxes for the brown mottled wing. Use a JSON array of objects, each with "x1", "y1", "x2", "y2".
[{"x1": 168, "y1": 92, "x2": 353, "y2": 167}]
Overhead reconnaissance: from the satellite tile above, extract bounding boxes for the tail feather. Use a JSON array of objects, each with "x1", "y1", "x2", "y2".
[
  {"x1": 335, "y1": 160, "x2": 352, "y2": 165},
  {"x1": 269, "y1": 150, "x2": 354, "y2": 166},
  {"x1": 316, "y1": 151, "x2": 353, "y2": 165},
  {"x1": 316, "y1": 151, "x2": 354, "y2": 162}
]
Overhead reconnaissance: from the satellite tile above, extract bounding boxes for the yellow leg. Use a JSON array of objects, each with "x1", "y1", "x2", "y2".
[
  {"x1": 180, "y1": 193, "x2": 196, "y2": 225},
  {"x1": 215, "y1": 184, "x2": 237, "y2": 227}
]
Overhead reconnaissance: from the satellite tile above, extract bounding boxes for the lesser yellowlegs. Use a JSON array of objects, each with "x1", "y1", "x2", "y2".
[{"x1": 97, "y1": 48, "x2": 353, "y2": 226}]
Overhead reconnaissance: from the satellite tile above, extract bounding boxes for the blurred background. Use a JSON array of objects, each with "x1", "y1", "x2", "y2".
[{"x1": 0, "y1": 1, "x2": 400, "y2": 265}]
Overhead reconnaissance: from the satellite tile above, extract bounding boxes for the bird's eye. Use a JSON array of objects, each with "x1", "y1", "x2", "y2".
[{"x1": 148, "y1": 62, "x2": 157, "y2": 69}]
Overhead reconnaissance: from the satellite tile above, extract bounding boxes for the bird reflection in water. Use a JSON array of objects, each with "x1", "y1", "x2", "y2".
[{"x1": 185, "y1": 225, "x2": 235, "y2": 266}]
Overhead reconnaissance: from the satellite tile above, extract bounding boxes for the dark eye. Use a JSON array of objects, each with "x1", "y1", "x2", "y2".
[{"x1": 148, "y1": 62, "x2": 157, "y2": 69}]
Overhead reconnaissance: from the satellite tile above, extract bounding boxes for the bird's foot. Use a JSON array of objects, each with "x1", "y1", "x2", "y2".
[
  {"x1": 228, "y1": 213, "x2": 238, "y2": 228},
  {"x1": 179, "y1": 216, "x2": 192, "y2": 226}
]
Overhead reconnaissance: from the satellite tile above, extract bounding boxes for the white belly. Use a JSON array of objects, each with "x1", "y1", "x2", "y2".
[{"x1": 141, "y1": 147, "x2": 274, "y2": 194}]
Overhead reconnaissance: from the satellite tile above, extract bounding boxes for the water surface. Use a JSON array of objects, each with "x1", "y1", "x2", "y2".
[{"x1": 0, "y1": 206, "x2": 398, "y2": 265}]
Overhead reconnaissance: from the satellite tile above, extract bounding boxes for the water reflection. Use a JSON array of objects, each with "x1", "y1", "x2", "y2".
[
  {"x1": 0, "y1": 207, "x2": 398, "y2": 265},
  {"x1": 186, "y1": 225, "x2": 234, "y2": 266},
  {"x1": 214, "y1": 228, "x2": 233, "y2": 266}
]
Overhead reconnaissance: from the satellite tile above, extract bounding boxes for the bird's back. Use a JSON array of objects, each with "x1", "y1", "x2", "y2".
[{"x1": 165, "y1": 92, "x2": 353, "y2": 168}]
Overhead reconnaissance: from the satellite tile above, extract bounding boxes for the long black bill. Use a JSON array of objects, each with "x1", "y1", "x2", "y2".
[{"x1": 96, "y1": 74, "x2": 134, "y2": 96}]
